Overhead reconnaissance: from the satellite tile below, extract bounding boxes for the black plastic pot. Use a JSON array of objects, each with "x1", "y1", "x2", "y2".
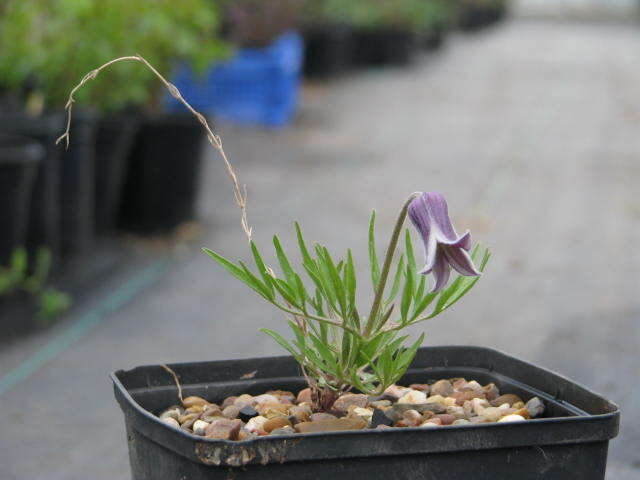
[
  {"x1": 0, "y1": 135, "x2": 43, "y2": 263},
  {"x1": 352, "y1": 29, "x2": 415, "y2": 67},
  {"x1": 112, "y1": 346, "x2": 619, "y2": 480},
  {"x1": 0, "y1": 113, "x2": 64, "y2": 260},
  {"x1": 59, "y1": 110, "x2": 97, "y2": 254},
  {"x1": 303, "y1": 24, "x2": 354, "y2": 78},
  {"x1": 94, "y1": 116, "x2": 139, "y2": 234},
  {"x1": 118, "y1": 115, "x2": 205, "y2": 234}
]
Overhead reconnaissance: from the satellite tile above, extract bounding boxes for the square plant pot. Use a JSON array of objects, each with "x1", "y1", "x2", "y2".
[{"x1": 111, "y1": 346, "x2": 619, "y2": 480}]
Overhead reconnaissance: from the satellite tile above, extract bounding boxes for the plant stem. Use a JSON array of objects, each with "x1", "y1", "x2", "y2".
[{"x1": 364, "y1": 193, "x2": 420, "y2": 337}]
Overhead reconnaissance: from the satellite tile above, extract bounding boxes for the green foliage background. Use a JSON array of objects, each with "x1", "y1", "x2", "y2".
[{"x1": 0, "y1": 0, "x2": 230, "y2": 113}]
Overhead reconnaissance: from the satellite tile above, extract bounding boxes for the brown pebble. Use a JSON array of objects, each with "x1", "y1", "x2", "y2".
[
  {"x1": 430, "y1": 380, "x2": 454, "y2": 397},
  {"x1": 332, "y1": 393, "x2": 368, "y2": 414},
  {"x1": 433, "y1": 414, "x2": 456, "y2": 425},
  {"x1": 409, "y1": 384, "x2": 431, "y2": 394},
  {"x1": 182, "y1": 396, "x2": 209, "y2": 408},
  {"x1": 221, "y1": 396, "x2": 237, "y2": 408},
  {"x1": 295, "y1": 417, "x2": 367, "y2": 434},
  {"x1": 270, "y1": 426, "x2": 295, "y2": 435},
  {"x1": 263, "y1": 416, "x2": 292, "y2": 433},
  {"x1": 184, "y1": 405, "x2": 205, "y2": 415},
  {"x1": 310, "y1": 412, "x2": 337, "y2": 422},
  {"x1": 222, "y1": 405, "x2": 241, "y2": 419},
  {"x1": 178, "y1": 413, "x2": 200, "y2": 425},
  {"x1": 289, "y1": 404, "x2": 312, "y2": 423},
  {"x1": 491, "y1": 394, "x2": 523, "y2": 407},
  {"x1": 296, "y1": 388, "x2": 312, "y2": 404},
  {"x1": 513, "y1": 408, "x2": 531, "y2": 419},
  {"x1": 205, "y1": 418, "x2": 242, "y2": 440},
  {"x1": 482, "y1": 383, "x2": 500, "y2": 401},
  {"x1": 266, "y1": 390, "x2": 296, "y2": 403}
]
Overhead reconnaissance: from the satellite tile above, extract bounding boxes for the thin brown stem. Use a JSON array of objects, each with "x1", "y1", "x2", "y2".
[
  {"x1": 55, "y1": 54, "x2": 252, "y2": 241},
  {"x1": 161, "y1": 364, "x2": 183, "y2": 403}
]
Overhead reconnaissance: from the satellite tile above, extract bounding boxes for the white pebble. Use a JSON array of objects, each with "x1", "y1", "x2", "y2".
[
  {"x1": 245, "y1": 415, "x2": 268, "y2": 432},
  {"x1": 452, "y1": 419, "x2": 470, "y2": 425},
  {"x1": 498, "y1": 414, "x2": 526, "y2": 423},
  {"x1": 472, "y1": 398, "x2": 489, "y2": 416},
  {"x1": 192, "y1": 420, "x2": 209, "y2": 435},
  {"x1": 398, "y1": 390, "x2": 427, "y2": 404},
  {"x1": 162, "y1": 417, "x2": 180, "y2": 428}
]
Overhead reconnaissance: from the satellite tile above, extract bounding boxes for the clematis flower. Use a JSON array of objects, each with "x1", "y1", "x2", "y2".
[{"x1": 408, "y1": 192, "x2": 480, "y2": 292}]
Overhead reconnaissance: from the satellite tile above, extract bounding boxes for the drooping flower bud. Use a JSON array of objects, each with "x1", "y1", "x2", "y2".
[{"x1": 408, "y1": 192, "x2": 480, "y2": 292}]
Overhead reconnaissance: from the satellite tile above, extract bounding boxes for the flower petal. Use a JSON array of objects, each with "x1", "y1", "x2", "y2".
[
  {"x1": 439, "y1": 230, "x2": 472, "y2": 251},
  {"x1": 423, "y1": 192, "x2": 458, "y2": 241},
  {"x1": 443, "y1": 246, "x2": 481, "y2": 277},
  {"x1": 430, "y1": 253, "x2": 451, "y2": 293}
]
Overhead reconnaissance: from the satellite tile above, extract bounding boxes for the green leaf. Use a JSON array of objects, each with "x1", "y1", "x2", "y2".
[
  {"x1": 294, "y1": 222, "x2": 314, "y2": 267},
  {"x1": 400, "y1": 264, "x2": 414, "y2": 322},
  {"x1": 368, "y1": 210, "x2": 380, "y2": 291},
  {"x1": 273, "y1": 235, "x2": 296, "y2": 286},
  {"x1": 203, "y1": 248, "x2": 248, "y2": 283},
  {"x1": 260, "y1": 329, "x2": 300, "y2": 359},
  {"x1": 250, "y1": 241, "x2": 275, "y2": 297},
  {"x1": 405, "y1": 229, "x2": 416, "y2": 272},
  {"x1": 344, "y1": 249, "x2": 356, "y2": 310}
]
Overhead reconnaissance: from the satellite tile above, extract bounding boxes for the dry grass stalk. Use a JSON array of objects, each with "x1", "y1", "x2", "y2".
[{"x1": 55, "y1": 54, "x2": 252, "y2": 241}]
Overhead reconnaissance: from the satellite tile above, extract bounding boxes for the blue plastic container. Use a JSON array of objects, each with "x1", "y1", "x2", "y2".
[{"x1": 168, "y1": 32, "x2": 303, "y2": 128}]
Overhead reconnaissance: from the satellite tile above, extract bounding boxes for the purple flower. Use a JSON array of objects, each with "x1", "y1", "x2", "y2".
[{"x1": 408, "y1": 192, "x2": 480, "y2": 292}]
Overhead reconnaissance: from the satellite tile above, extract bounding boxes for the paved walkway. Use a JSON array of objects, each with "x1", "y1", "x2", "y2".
[{"x1": 0, "y1": 20, "x2": 638, "y2": 479}]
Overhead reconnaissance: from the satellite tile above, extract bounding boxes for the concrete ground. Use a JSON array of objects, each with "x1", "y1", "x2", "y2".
[{"x1": 0, "y1": 19, "x2": 638, "y2": 480}]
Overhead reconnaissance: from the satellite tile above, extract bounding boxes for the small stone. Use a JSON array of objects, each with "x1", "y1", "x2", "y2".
[
  {"x1": 295, "y1": 417, "x2": 367, "y2": 434},
  {"x1": 270, "y1": 426, "x2": 295, "y2": 435},
  {"x1": 384, "y1": 384, "x2": 411, "y2": 400},
  {"x1": 193, "y1": 420, "x2": 209, "y2": 436},
  {"x1": 222, "y1": 405, "x2": 241, "y2": 419},
  {"x1": 422, "y1": 417, "x2": 442, "y2": 426},
  {"x1": 245, "y1": 415, "x2": 268, "y2": 433},
  {"x1": 263, "y1": 416, "x2": 292, "y2": 433},
  {"x1": 333, "y1": 393, "x2": 369, "y2": 413},
  {"x1": 182, "y1": 396, "x2": 209, "y2": 408},
  {"x1": 205, "y1": 417, "x2": 242, "y2": 440},
  {"x1": 472, "y1": 398, "x2": 490, "y2": 416},
  {"x1": 265, "y1": 390, "x2": 296, "y2": 403},
  {"x1": 498, "y1": 414, "x2": 526, "y2": 423},
  {"x1": 462, "y1": 400, "x2": 474, "y2": 417},
  {"x1": 181, "y1": 417, "x2": 197, "y2": 431},
  {"x1": 399, "y1": 409, "x2": 422, "y2": 427},
  {"x1": 451, "y1": 378, "x2": 468, "y2": 389},
  {"x1": 491, "y1": 394, "x2": 523, "y2": 407},
  {"x1": 443, "y1": 397, "x2": 457, "y2": 407},
  {"x1": 233, "y1": 394, "x2": 255, "y2": 408},
  {"x1": 452, "y1": 419, "x2": 470, "y2": 425},
  {"x1": 178, "y1": 413, "x2": 200, "y2": 425},
  {"x1": 205, "y1": 418, "x2": 242, "y2": 440},
  {"x1": 466, "y1": 380, "x2": 482, "y2": 390},
  {"x1": 453, "y1": 390, "x2": 485, "y2": 405},
  {"x1": 469, "y1": 416, "x2": 490, "y2": 424},
  {"x1": 296, "y1": 388, "x2": 312, "y2": 404},
  {"x1": 262, "y1": 404, "x2": 290, "y2": 418},
  {"x1": 253, "y1": 394, "x2": 280, "y2": 407},
  {"x1": 398, "y1": 390, "x2": 427, "y2": 404},
  {"x1": 419, "y1": 421, "x2": 439, "y2": 428},
  {"x1": 425, "y1": 395, "x2": 446, "y2": 405},
  {"x1": 238, "y1": 405, "x2": 259, "y2": 423},
  {"x1": 385, "y1": 403, "x2": 445, "y2": 422},
  {"x1": 370, "y1": 399, "x2": 392, "y2": 410},
  {"x1": 159, "y1": 407, "x2": 181, "y2": 421},
  {"x1": 237, "y1": 428, "x2": 257, "y2": 441},
  {"x1": 409, "y1": 384, "x2": 431, "y2": 394},
  {"x1": 162, "y1": 417, "x2": 180, "y2": 428},
  {"x1": 433, "y1": 414, "x2": 456, "y2": 425},
  {"x1": 481, "y1": 407, "x2": 502, "y2": 422},
  {"x1": 310, "y1": 412, "x2": 337, "y2": 422},
  {"x1": 482, "y1": 383, "x2": 500, "y2": 401},
  {"x1": 525, "y1": 397, "x2": 545, "y2": 418},
  {"x1": 371, "y1": 409, "x2": 393, "y2": 428},
  {"x1": 513, "y1": 408, "x2": 531, "y2": 419},
  {"x1": 202, "y1": 406, "x2": 223, "y2": 422},
  {"x1": 512, "y1": 401, "x2": 525, "y2": 409},
  {"x1": 446, "y1": 405, "x2": 465, "y2": 418},
  {"x1": 350, "y1": 407, "x2": 374, "y2": 424},
  {"x1": 289, "y1": 405, "x2": 312, "y2": 423},
  {"x1": 430, "y1": 380, "x2": 454, "y2": 397},
  {"x1": 184, "y1": 405, "x2": 205, "y2": 415},
  {"x1": 221, "y1": 396, "x2": 237, "y2": 408}
]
